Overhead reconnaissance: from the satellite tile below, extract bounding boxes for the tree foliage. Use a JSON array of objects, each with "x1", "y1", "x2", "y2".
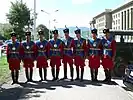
[
  {"x1": 36, "y1": 24, "x2": 49, "y2": 40},
  {"x1": 6, "y1": 1, "x2": 33, "y2": 41}
]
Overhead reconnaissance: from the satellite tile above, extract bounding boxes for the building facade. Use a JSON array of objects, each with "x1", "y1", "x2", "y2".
[
  {"x1": 92, "y1": 0, "x2": 133, "y2": 35},
  {"x1": 112, "y1": 0, "x2": 133, "y2": 30},
  {"x1": 93, "y1": 9, "x2": 112, "y2": 35}
]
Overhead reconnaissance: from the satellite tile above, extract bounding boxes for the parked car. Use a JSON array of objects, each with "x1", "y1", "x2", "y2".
[
  {"x1": 123, "y1": 62, "x2": 133, "y2": 84},
  {"x1": 4, "y1": 40, "x2": 12, "y2": 44},
  {"x1": 0, "y1": 44, "x2": 7, "y2": 55}
]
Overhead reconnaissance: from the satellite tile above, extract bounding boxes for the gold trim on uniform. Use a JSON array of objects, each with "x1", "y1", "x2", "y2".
[
  {"x1": 10, "y1": 51, "x2": 19, "y2": 54},
  {"x1": 24, "y1": 51, "x2": 34, "y2": 53},
  {"x1": 64, "y1": 48, "x2": 71, "y2": 50},
  {"x1": 75, "y1": 49, "x2": 84, "y2": 51},
  {"x1": 38, "y1": 50, "x2": 46, "y2": 52},
  {"x1": 90, "y1": 48, "x2": 101, "y2": 50},
  {"x1": 50, "y1": 49, "x2": 60, "y2": 51}
]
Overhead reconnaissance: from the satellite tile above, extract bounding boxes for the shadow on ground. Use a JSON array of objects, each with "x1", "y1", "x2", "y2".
[
  {"x1": 0, "y1": 79, "x2": 118, "y2": 100},
  {"x1": 122, "y1": 82, "x2": 133, "y2": 92}
]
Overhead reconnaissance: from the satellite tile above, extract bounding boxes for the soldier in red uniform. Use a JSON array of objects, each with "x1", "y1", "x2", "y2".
[
  {"x1": 21, "y1": 30, "x2": 36, "y2": 82},
  {"x1": 36, "y1": 29, "x2": 49, "y2": 81},
  {"x1": 101, "y1": 28, "x2": 116, "y2": 82},
  {"x1": 73, "y1": 28, "x2": 87, "y2": 81},
  {"x1": 62, "y1": 27, "x2": 74, "y2": 81},
  {"x1": 48, "y1": 29, "x2": 63, "y2": 81},
  {"x1": 6, "y1": 31, "x2": 21, "y2": 84},
  {"x1": 87, "y1": 29, "x2": 102, "y2": 81}
]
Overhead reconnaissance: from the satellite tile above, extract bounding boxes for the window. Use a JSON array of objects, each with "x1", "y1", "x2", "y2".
[
  {"x1": 114, "y1": 21, "x2": 115, "y2": 25},
  {"x1": 118, "y1": 19, "x2": 120, "y2": 24},
  {"x1": 118, "y1": 13, "x2": 120, "y2": 17},
  {"x1": 116, "y1": 20, "x2": 117, "y2": 25},
  {"x1": 118, "y1": 26, "x2": 120, "y2": 29},
  {"x1": 114, "y1": 15, "x2": 115, "y2": 19},
  {"x1": 116, "y1": 14, "x2": 117, "y2": 18},
  {"x1": 116, "y1": 27, "x2": 117, "y2": 29}
]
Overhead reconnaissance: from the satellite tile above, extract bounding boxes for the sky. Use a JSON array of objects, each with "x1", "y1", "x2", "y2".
[{"x1": 0, "y1": 0, "x2": 128, "y2": 29}]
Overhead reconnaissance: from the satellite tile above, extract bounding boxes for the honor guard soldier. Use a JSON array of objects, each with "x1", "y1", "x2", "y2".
[
  {"x1": 73, "y1": 28, "x2": 87, "y2": 81},
  {"x1": 87, "y1": 29, "x2": 102, "y2": 81},
  {"x1": 101, "y1": 28, "x2": 116, "y2": 83},
  {"x1": 36, "y1": 29, "x2": 49, "y2": 81},
  {"x1": 62, "y1": 27, "x2": 74, "y2": 81},
  {"x1": 21, "y1": 30, "x2": 36, "y2": 82},
  {"x1": 48, "y1": 29, "x2": 63, "y2": 81},
  {"x1": 6, "y1": 31, "x2": 22, "y2": 84}
]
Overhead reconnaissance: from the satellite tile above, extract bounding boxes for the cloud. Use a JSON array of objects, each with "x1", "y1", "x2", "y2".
[{"x1": 72, "y1": 0, "x2": 92, "y2": 4}]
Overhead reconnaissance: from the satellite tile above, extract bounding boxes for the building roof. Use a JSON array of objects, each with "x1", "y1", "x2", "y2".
[
  {"x1": 112, "y1": 0, "x2": 133, "y2": 13},
  {"x1": 93, "y1": 9, "x2": 112, "y2": 19}
]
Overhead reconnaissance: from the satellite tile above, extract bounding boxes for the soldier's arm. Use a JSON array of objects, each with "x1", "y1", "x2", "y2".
[
  {"x1": 112, "y1": 40, "x2": 116, "y2": 61},
  {"x1": 60, "y1": 41, "x2": 64, "y2": 58},
  {"x1": 87, "y1": 40, "x2": 90, "y2": 58},
  {"x1": 99, "y1": 40, "x2": 103, "y2": 60},
  {"x1": 6, "y1": 44, "x2": 9, "y2": 63},
  {"x1": 20, "y1": 43, "x2": 24, "y2": 61},
  {"x1": 47, "y1": 42, "x2": 51, "y2": 59},
  {"x1": 46, "y1": 42, "x2": 49, "y2": 59},
  {"x1": 33, "y1": 43, "x2": 37, "y2": 60},
  {"x1": 83, "y1": 40, "x2": 87, "y2": 59},
  {"x1": 73, "y1": 41, "x2": 76, "y2": 58}
]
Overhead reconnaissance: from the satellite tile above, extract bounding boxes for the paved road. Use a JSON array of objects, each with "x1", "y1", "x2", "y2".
[{"x1": 0, "y1": 61, "x2": 133, "y2": 100}]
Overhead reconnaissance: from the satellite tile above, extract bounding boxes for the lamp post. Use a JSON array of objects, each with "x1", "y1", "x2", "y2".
[{"x1": 41, "y1": 9, "x2": 59, "y2": 40}]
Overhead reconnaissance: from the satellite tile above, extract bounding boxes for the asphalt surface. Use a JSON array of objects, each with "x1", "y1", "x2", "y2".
[{"x1": 0, "y1": 61, "x2": 133, "y2": 100}]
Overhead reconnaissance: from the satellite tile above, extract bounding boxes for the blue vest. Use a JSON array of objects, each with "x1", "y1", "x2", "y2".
[
  {"x1": 49, "y1": 39, "x2": 62, "y2": 57},
  {"x1": 36, "y1": 40, "x2": 48, "y2": 57},
  {"x1": 102, "y1": 37, "x2": 113, "y2": 57},
  {"x1": 74, "y1": 38, "x2": 85, "y2": 57},
  {"x1": 63, "y1": 37, "x2": 73, "y2": 56},
  {"x1": 8, "y1": 41, "x2": 20, "y2": 59},
  {"x1": 88, "y1": 38, "x2": 101, "y2": 56},
  {"x1": 22, "y1": 41, "x2": 35, "y2": 59}
]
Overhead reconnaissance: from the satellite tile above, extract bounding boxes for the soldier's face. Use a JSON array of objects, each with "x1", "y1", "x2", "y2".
[
  {"x1": 26, "y1": 35, "x2": 31, "y2": 40},
  {"x1": 76, "y1": 33, "x2": 81, "y2": 38},
  {"x1": 11, "y1": 36, "x2": 16, "y2": 41},
  {"x1": 92, "y1": 33, "x2": 97, "y2": 39},
  {"x1": 54, "y1": 33, "x2": 58, "y2": 39},
  {"x1": 65, "y1": 33, "x2": 69, "y2": 38},
  {"x1": 39, "y1": 34, "x2": 44, "y2": 40},
  {"x1": 105, "y1": 32, "x2": 110, "y2": 38}
]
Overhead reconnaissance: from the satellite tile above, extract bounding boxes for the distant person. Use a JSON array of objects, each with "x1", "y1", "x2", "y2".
[
  {"x1": 21, "y1": 30, "x2": 36, "y2": 82},
  {"x1": 87, "y1": 29, "x2": 102, "y2": 82},
  {"x1": 6, "y1": 31, "x2": 21, "y2": 85},
  {"x1": 73, "y1": 28, "x2": 87, "y2": 81},
  {"x1": 62, "y1": 27, "x2": 74, "y2": 81},
  {"x1": 48, "y1": 29, "x2": 63, "y2": 81},
  {"x1": 101, "y1": 28, "x2": 116, "y2": 83},
  {"x1": 36, "y1": 29, "x2": 49, "y2": 81}
]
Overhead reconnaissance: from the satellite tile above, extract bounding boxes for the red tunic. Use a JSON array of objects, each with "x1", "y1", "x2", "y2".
[
  {"x1": 87, "y1": 38, "x2": 102, "y2": 69},
  {"x1": 21, "y1": 41, "x2": 36, "y2": 68},
  {"x1": 6, "y1": 41, "x2": 22, "y2": 71},
  {"x1": 36, "y1": 40, "x2": 48, "y2": 68},
  {"x1": 48, "y1": 39, "x2": 63, "y2": 69},
  {"x1": 62, "y1": 37, "x2": 74, "y2": 66},
  {"x1": 73, "y1": 38, "x2": 87, "y2": 68},
  {"x1": 101, "y1": 37, "x2": 116, "y2": 69}
]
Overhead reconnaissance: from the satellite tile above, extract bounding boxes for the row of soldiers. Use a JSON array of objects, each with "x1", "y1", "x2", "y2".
[{"x1": 6, "y1": 27, "x2": 116, "y2": 85}]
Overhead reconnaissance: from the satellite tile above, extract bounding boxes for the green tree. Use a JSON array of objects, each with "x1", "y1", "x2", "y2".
[
  {"x1": 0, "y1": 23, "x2": 12, "y2": 40},
  {"x1": 2, "y1": 26, "x2": 13, "y2": 40},
  {"x1": 36, "y1": 24, "x2": 49, "y2": 40},
  {"x1": 6, "y1": 1, "x2": 33, "y2": 41}
]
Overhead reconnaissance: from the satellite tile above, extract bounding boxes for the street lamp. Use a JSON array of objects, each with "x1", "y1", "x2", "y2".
[{"x1": 41, "y1": 9, "x2": 59, "y2": 40}]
